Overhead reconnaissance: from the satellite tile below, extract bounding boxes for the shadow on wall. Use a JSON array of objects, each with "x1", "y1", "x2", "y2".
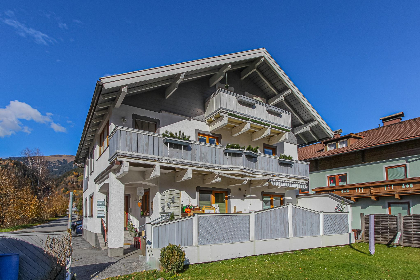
[{"x1": 0, "y1": 237, "x2": 65, "y2": 280}]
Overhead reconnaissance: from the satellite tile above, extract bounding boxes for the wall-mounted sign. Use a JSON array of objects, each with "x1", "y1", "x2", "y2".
[{"x1": 97, "y1": 200, "x2": 106, "y2": 218}]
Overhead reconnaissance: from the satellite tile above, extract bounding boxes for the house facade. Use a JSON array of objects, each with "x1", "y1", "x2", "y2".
[
  {"x1": 298, "y1": 112, "x2": 420, "y2": 230},
  {"x1": 75, "y1": 48, "x2": 334, "y2": 257}
]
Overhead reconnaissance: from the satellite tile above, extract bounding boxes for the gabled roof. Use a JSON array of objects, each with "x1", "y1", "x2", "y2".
[
  {"x1": 75, "y1": 48, "x2": 333, "y2": 163},
  {"x1": 298, "y1": 117, "x2": 420, "y2": 161}
]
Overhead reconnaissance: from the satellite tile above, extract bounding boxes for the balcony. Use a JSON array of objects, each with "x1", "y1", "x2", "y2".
[
  {"x1": 205, "y1": 89, "x2": 291, "y2": 144},
  {"x1": 109, "y1": 126, "x2": 309, "y2": 178}
]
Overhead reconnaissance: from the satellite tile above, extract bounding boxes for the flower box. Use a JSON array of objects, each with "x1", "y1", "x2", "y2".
[
  {"x1": 244, "y1": 151, "x2": 259, "y2": 158},
  {"x1": 278, "y1": 159, "x2": 294, "y2": 165},
  {"x1": 163, "y1": 138, "x2": 190, "y2": 146},
  {"x1": 224, "y1": 148, "x2": 244, "y2": 154},
  {"x1": 236, "y1": 95, "x2": 257, "y2": 106}
]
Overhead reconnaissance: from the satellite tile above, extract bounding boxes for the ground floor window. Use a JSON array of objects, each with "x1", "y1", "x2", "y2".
[
  {"x1": 262, "y1": 193, "x2": 284, "y2": 209},
  {"x1": 328, "y1": 174, "x2": 347, "y2": 186},
  {"x1": 388, "y1": 201, "x2": 410, "y2": 215},
  {"x1": 141, "y1": 190, "x2": 150, "y2": 216},
  {"x1": 198, "y1": 190, "x2": 228, "y2": 213}
]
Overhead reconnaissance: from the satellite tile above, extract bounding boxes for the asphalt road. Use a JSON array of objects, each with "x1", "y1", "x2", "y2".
[{"x1": 0, "y1": 216, "x2": 71, "y2": 237}]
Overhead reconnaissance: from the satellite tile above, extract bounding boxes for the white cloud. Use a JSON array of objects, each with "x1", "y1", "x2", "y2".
[
  {"x1": 50, "y1": 122, "x2": 67, "y2": 132},
  {"x1": 58, "y1": 22, "x2": 68, "y2": 30},
  {"x1": 0, "y1": 100, "x2": 66, "y2": 137},
  {"x1": 1, "y1": 11, "x2": 56, "y2": 45}
]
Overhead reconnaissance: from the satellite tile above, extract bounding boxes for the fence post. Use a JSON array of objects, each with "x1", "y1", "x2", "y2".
[
  {"x1": 193, "y1": 214, "x2": 198, "y2": 246},
  {"x1": 360, "y1": 213, "x2": 365, "y2": 241},
  {"x1": 288, "y1": 204, "x2": 293, "y2": 238},
  {"x1": 319, "y1": 212, "x2": 324, "y2": 236},
  {"x1": 398, "y1": 213, "x2": 404, "y2": 246},
  {"x1": 249, "y1": 212, "x2": 255, "y2": 241}
]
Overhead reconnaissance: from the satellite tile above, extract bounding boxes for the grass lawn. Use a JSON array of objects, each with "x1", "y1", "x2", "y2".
[
  {"x1": 0, "y1": 216, "x2": 64, "y2": 232},
  {"x1": 107, "y1": 243, "x2": 420, "y2": 280}
]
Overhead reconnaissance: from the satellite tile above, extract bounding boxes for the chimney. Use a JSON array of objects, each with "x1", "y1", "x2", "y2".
[
  {"x1": 333, "y1": 129, "x2": 342, "y2": 138},
  {"x1": 380, "y1": 112, "x2": 404, "y2": 126}
]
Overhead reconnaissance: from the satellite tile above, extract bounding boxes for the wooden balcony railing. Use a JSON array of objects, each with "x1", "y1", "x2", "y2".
[
  {"x1": 205, "y1": 88, "x2": 291, "y2": 130},
  {"x1": 109, "y1": 126, "x2": 309, "y2": 178}
]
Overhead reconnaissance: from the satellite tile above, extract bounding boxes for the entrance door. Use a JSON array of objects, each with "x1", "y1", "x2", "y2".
[
  {"x1": 124, "y1": 195, "x2": 129, "y2": 229},
  {"x1": 212, "y1": 191, "x2": 228, "y2": 213}
]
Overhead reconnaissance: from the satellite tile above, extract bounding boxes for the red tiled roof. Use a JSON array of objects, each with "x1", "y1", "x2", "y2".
[{"x1": 298, "y1": 117, "x2": 420, "y2": 161}]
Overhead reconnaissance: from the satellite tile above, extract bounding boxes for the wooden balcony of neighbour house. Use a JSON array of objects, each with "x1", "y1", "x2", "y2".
[
  {"x1": 313, "y1": 177, "x2": 420, "y2": 202},
  {"x1": 204, "y1": 88, "x2": 292, "y2": 144},
  {"x1": 108, "y1": 126, "x2": 309, "y2": 178}
]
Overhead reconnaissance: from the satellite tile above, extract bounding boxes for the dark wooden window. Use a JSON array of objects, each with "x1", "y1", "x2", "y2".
[
  {"x1": 388, "y1": 201, "x2": 410, "y2": 215},
  {"x1": 99, "y1": 121, "x2": 109, "y2": 155},
  {"x1": 262, "y1": 194, "x2": 284, "y2": 209},
  {"x1": 134, "y1": 119, "x2": 157, "y2": 133},
  {"x1": 328, "y1": 174, "x2": 347, "y2": 186},
  {"x1": 141, "y1": 190, "x2": 150, "y2": 216},
  {"x1": 386, "y1": 164, "x2": 407, "y2": 180},
  {"x1": 89, "y1": 195, "x2": 93, "y2": 217},
  {"x1": 198, "y1": 133, "x2": 219, "y2": 145},
  {"x1": 263, "y1": 144, "x2": 276, "y2": 156}
]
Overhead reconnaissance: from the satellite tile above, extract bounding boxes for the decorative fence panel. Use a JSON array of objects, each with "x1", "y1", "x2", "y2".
[
  {"x1": 198, "y1": 215, "x2": 250, "y2": 245},
  {"x1": 152, "y1": 217, "x2": 193, "y2": 249},
  {"x1": 324, "y1": 213, "x2": 349, "y2": 235},
  {"x1": 255, "y1": 206, "x2": 288, "y2": 240},
  {"x1": 363, "y1": 214, "x2": 398, "y2": 244},
  {"x1": 402, "y1": 214, "x2": 420, "y2": 247},
  {"x1": 292, "y1": 207, "x2": 320, "y2": 237}
]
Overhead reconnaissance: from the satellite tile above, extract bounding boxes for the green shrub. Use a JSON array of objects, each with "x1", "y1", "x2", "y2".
[
  {"x1": 162, "y1": 130, "x2": 190, "y2": 141},
  {"x1": 226, "y1": 143, "x2": 245, "y2": 150},
  {"x1": 278, "y1": 154, "x2": 293, "y2": 160},
  {"x1": 246, "y1": 145, "x2": 259, "y2": 153},
  {"x1": 160, "y1": 243, "x2": 186, "y2": 274}
]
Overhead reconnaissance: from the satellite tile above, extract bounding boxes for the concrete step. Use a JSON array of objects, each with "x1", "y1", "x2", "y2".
[
  {"x1": 96, "y1": 233, "x2": 107, "y2": 250},
  {"x1": 124, "y1": 230, "x2": 133, "y2": 249}
]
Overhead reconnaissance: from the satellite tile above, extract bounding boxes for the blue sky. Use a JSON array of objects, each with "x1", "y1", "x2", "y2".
[{"x1": 1, "y1": 1, "x2": 419, "y2": 158}]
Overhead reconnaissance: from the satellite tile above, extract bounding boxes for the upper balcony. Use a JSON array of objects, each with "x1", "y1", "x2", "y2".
[
  {"x1": 205, "y1": 89, "x2": 292, "y2": 144},
  {"x1": 108, "y1": 126, "x2": 309, "y2": 179}
]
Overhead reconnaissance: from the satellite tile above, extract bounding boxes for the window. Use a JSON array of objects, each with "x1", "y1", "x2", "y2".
[
  {"x1": 198, "y1": 133, "x2": 219, "y2": 145},
  {"x1": 262, "y1": 194, "x2": 284, "y2": 209},
  {"x1": 263, "y1": 144, "x2": 276, "y2": 156},
  {"x1": 99, "y1": 121, "x2": 109, "y2": 155},
  {"x1": 134, "y1": 119, "x2": 157, "y2": 133},
  {"x1": 388, "y1": 202, "x2": 410, "y2": 215},
  {"x1": 198, "y1": 190, "x2": 228, "y2": 213},
  {"x1": 89, "y1": 195, "x2": 94, "y2": 217},
  {"x1": 386, "y1": 164, "x2": 407, "y2": 180},
  {"x1": 84, "y1": 198, "x2": 87, "y2": 217},
  {"x1": 89, "y1": 149, "x2": 94, "y2": 174},
  {"x1": 328, "y1": 174, "x2": 347, "y2": 186},
  {"x1": 338, "y1": 139, "x2": 348, "y2": 148},
  {"x1": 327, "y1": 142, "x2": 336, "y2": 151},
  {"x1": 141, "y1": 190, "x2": 150, "y2": 216}
]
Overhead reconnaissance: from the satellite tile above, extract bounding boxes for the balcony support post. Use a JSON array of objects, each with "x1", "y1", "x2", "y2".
[
  {"x1": 268, "y1": 132, "x2": 286, "y2": 145},
  {"x1": 204, "y1": 173, "x2": 221, "y2": 184},
  {"x1": 209, "y1": 115, "x2": 229, "y2": 132},
  {"x1": 145, "y1": 164, "x2": 160, "y2": 180},
  {"x1": 165, "y1": 73, "x2": 185, "y2": 99},
  {"x1": 252, "y1": 127, "x2": 271, "y2": 141},
  {"x1": 175, "y1": 168, "x2": 193, "y2": 182},
  {"x1": 241, "y1": 57, "x2": 264, "y2": 80},
  {"x1": 114, "y1": 86, "x2": 128, "y2": 108},
  {"x1": 232, "y1": 122, "x2": 250, "y2": 137}
]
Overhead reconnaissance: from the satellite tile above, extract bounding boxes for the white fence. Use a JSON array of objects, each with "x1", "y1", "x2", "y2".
[{"x1": 148, "y1": 204, "x2": 351, "y2": 264}]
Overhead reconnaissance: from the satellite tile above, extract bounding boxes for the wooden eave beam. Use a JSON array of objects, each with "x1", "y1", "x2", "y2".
[
  {"x1": 209, "y1": 115, "x2": 229, "y2": 132},
  {"x1": 241, "y1": 57, "x2": 264, "y2": 80},
  {"x1": 94, "y1": 109, "x2": 108, "y2": 116},
  {"x1": 395, "y1": 193, "x2": 401, "y2": 199},
  {"x1": 292, "y1": 121, "x2": 318, "y2": 135},
  {"x1": 283, "y1": 99, "x2": 305, "y2": 124},
  {"x1": 175, "y1": 168, "x2": 192, "y2": 182},
  {"x1": 91, "y1": 116, "x2": 104, "y2": 124},
  {"x1": 298, "y1": 134, "x2": 308, "y2": 144},
  {"x1": 371, "y1": 196, "x2": 377, "y2": 201},
  {"x1": 101, "y1": 92, "x2": 118, "y2": 100},
  {"x1": 232, "y1": 122, "x2": 250, "y2": 137},
  {"x1": 145, "y1": 164, "x2": 160, "y2": 180},
  {"x1": 252, "y1": 127, "x2": 271, "y2": 141},
  {"x1": 97, "y1": 101, "x2": 114, "y2": 109},
  {"x1": 250, "y1": 179, "x2": 269, "y2": 188},
  {"x1": 114, "y1": 86, "x2": 128, "y2": 108},
  {"x1": 268, "y1": 132, "x2": 286, "y2": 145},
  {"x1": 204, "y1": 173, "x2": 221, "y2": 184},
  {"x1": 268, "y1": 89, "x2": 292, "y2": 105},
  {"x1": 165, "y1": 73, "x2": 185, "y2": 99},
  {"x1": 209, "y1": 64, "x2": 231, "y2": 87},
  {"x1": 228, "y1": 178, "x2": 249, "y2": 187},
  {"x1": 255, "y1": 70, "x2": 279, "y2": 95}
]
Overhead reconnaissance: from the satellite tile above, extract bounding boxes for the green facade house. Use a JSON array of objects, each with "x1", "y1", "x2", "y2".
[{"x1": 298, "y1": 112, "x2": 420, "y2": 229}]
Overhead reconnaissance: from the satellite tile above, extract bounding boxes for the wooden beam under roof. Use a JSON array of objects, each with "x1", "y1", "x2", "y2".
[
  {"x1": 255, "y1": 70, "x2": 279, "y2": 96},
  {"x1": 165, "y1": 73, "x2": 185, "y2": 99},
  {"x1": 209, "y1": 64, "x2": 231, "y2": 87},
  {"x1": 268, "y1": 89, "x2": 292, "y2": 105},
  {"x1": 252, "y1": 127, "x2": 271, "y2": 141},
  {"x1": 282, "y1": 99, "x2": 305, "y2": 124},
  {"x1": 114, "y1": 86, "x2": 128, "y2": 108},
  {"x1": 145, "y1": 164, "x2": 160, "y2": 180},
  {"x1": 268, "y1": 132, "x2": 286, "y2": 145},
  {"x1": 241, "y1": 57, "x2": 264, "y2": 80},
  {"x1": 97, "y1": 101, "x2": 114, "y2": 109},
  {"x1": 175, "y1": 168, "x2": 192, "y2": 182},
  {"x1": 94, "y1": 109, "x2": 108, "y2": 116},
  {"x1": 232, "y1": 122, "x2": 250, "y2": 137},
  {"x1": 204, "y1": 173, "x2": 221, "y2": 184},
  {"x1": 292, "y1": 121, "x2": 318, "y2": 135},
  {"x1": 298, "y1": 134, "x2": 308, "y2": 144}
]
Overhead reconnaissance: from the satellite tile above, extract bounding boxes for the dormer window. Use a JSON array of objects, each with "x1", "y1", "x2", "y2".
[
  {"x1": 338, "y1": 139, "x2": 348, "y2": 148},
  {"x1": 327, "y1": 143, "x2": 336, "y2": 151}
]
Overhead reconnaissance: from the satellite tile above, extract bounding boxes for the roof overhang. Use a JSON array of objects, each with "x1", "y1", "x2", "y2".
[{"x1": 75, "y1": 48, "x2": 333, "y2": 164}]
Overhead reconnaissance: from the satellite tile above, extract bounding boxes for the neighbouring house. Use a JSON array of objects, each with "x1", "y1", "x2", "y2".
[
  {"x1": 75, "y1": 48, "x2": 350, "y2": 259},
  {"x1": 298, "y1": 112, "x2": 420, "y2": 230}
]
